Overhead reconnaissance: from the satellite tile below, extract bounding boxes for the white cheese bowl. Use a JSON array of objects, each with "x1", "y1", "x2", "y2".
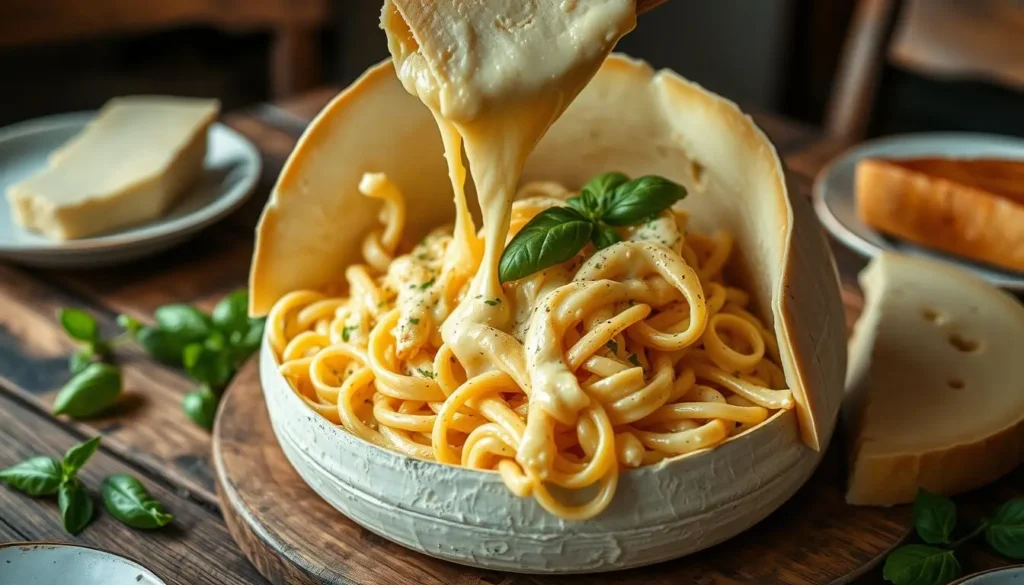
[{"x1": 250, "y1": 54, "x2": 847, "y2": 573}]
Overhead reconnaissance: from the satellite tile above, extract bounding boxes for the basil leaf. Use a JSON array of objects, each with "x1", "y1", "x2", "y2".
[
  {"x1": 58, "y1": 308, "x2": 99, "y2": 343},
  {"x1": 59, "y1": 479, "x2": 94, "y2": 535},
  {"x1": 239, "y1": 318, "x2": 265, "y2": 352},
  {"x1": 69, "y1": 348, "x2": 93, "y2": 376},
  {"x1": 183, "y1": 343, "x2": 234, "y2": 388},
  {"x1": 883, "y1": 545, "x2": 960, "y2": 585},
  {"x1": 102, "y1": 474, "x2": 173, "y2": 529},
  {"x1": 183, "y1": 388, "x2": 218, "y2": 430},
  {"x1": 154, "y1": 304, "x2": 211, "y2": 343},
  {"x1": 136, "y1": 326, "x2": 186, "y2": 365},
  {"x1": 0, "y1": 456, "x2": 62, "y2": 496},
  {"x1": 592, "y1": 225, "x2": 622, "y2": 250},
  {"x1": 62, "y1": 436, "x2": 102, "y2": 479},
  {"x1": 986, "y1": 499, "x2": 1024, "y2": 559},
  {"x1": 498, "y1": 207, "x2": 593, "y2": 283},
  {"x1": 204, "y1": 331, "x2": 227, "y2": 352},
  {"x1": 212, "y1": 289, "x2": 250, "y2": 337},
  {"x1": 569, "y1": 172, "x2": 630, "y2": 220},
  {"x1": 602, "y1": 175, "x2": 687, "y2": 226},
  {"x1": 913, "y1": 490, "x2": 956, "y2": 545},
  {"x1": 53, "y1": 363, "x2": 122, "y2": 419},
  {"x1": 116, "y1": 314, "x2": 142, "y2": 336}
]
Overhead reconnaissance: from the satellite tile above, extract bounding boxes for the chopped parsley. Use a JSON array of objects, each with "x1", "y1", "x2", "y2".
[
  {"x1": 627, "y1": 353, "x2": 642, "y2": 367},
  {"x1": 408, "y1": 317, "x2": 420, "y2": 325},
  {"x1": 419, "y1": 277, "x2": 436, "y2": 290},
  {"x1": 341, "y1": 325, "x2": 357, "y2": 342},
  {"x1": 605, "y1": 340, "x2": 619, "y2": 354},
  {"x1": 484, "y1": 298, "x2": 501, "y2": 306},
  {"x1": 416, "y1": 368, "x2": 436, "y2": 379}
]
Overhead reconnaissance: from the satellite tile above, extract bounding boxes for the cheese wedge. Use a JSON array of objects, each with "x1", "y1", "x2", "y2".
[
  {"x1": 845, "y1": 252, "x2": 1024, "y2": 505},
  {"x1": 7, "y1": 96, "x2": 219, "y2": 240}
]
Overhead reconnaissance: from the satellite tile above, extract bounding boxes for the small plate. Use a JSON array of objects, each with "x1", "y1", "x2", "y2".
[
  {"x1": 950, "y1": 565, "x2": 1024, "y2": 584},
  {"x1": 812, "y1": 132, "x2": 1024, "y2": 291},
  {"x1": 0, "y1": 542, "x2": 166, "y2": 585},
  {"x1": 0, "y1": 110, "x2": 261, "y2": 268}
]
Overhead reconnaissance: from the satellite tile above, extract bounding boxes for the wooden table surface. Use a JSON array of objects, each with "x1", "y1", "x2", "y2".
[{"x1": 0, "y1": 89, "x2": 1014, "y2": 585}]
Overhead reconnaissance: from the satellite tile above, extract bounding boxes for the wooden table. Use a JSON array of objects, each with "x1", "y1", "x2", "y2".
[{"x1": 0, "y1": 89, "x2": 1014, "y2": 585}]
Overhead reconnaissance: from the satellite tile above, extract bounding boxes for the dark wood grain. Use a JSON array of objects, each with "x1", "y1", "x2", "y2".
[
  {"x1": 0, "y1": 391, "x2": 268, "y2": 585},
  {"x1": 214, "y1": 359, "x2": 912, "y2": 585}
]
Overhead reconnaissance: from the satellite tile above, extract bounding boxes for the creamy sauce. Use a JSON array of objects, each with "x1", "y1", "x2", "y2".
[{"x1": 382, "y1": 0, "x2": 635, "y2": 476}]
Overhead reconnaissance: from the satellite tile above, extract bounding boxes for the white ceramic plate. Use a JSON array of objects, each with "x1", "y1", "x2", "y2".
[
  {"x1": 0, "y1": 111, "x2": 261, "y2": 268},
  {"x1": 0, "y1": 543, "x2": 166, "y2": 585},
  {"x1": 812, "y1": 132, "x2": 1024, "y2": 291}
]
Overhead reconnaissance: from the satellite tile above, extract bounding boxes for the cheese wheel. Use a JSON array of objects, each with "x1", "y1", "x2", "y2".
[{"x1": 846, "y1": 252, "x2": 1024, "y2": 506}]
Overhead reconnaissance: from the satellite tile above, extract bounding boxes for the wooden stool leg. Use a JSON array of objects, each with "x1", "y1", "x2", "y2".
[{"x1": 271, "y1": 26, "x2": 321, "y2": 100}]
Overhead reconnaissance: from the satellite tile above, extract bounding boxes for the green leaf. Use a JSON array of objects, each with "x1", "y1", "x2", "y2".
[
  {"x1": 0, "y1": 456, "x2": 63, "y2": 496},
  {"x1": 116, "y1": 314, "x2": 142, "y2": 336},
  {"x1": 568, "y1": 172, "x2": 630, "y2": 220},
  {"x1": 53, "y1": 363, "x2": 122, "y2": 419},
  {"x1": 62, "y1": 436, "x2": 102, "y2": 479},
  {"x1": 204, "y1": 331, "x2": 227, "y2": 352},
  {"x1": 183, "y1": 388, "x2": 218, "y2": 430},
  {"x1": 986, "y1": 499, "x2": 1024, "y2": 559},
  {"x1": 183, "y1": 343, "x2": 233, "y2": 388},
  {"x1": 102, "y1": 474, "x2": 173, "y2": 530},
  {"x1": 59, "y1": 479, "x2": 94, "y2": 535},
  {"x1": 913, "y1": 490, "x2": 957, "y2": 545},
  {"x1": 153, "y1": 304, "x2": 211, "y2": 343},
  {"x1": 58, "y1": 308, "x2": 99, "y2": 343},
  {"x1": 136, "y1": 326, "x2": 186, "y2": 365},
  {"x1": 498, "y1": 207, "x2": 594, "y2": 283},
  {"x1": 212, "y1": 289, "x2": 250, "y2": 337},
  {"x1": 602, "y1": 175, "x2": 687, "y2": 226},
  {"x1": 883, "y1": 545, "x2": 960, "y2": 585},
  {"x1": 239, "y1": 318, "x2": 265, "y2": 352},
  {"x1": 592, "y1": 225, "x2": 622, "y2": 250},
  {"x1": 69, "y1": 349, "x2": 93, "y2": 376}
]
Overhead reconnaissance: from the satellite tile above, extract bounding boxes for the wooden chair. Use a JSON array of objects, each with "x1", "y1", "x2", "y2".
[
  {"x1": 826, "y1": 0, "x2": 1024, "y2": 143},
  {"x1": 0, "y1": 0, "x2": 330, "y2": 99}
]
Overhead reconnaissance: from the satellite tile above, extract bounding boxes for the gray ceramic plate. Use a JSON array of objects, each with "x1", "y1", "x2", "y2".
[
  {"x1": 950, "y1": 565, "x2": 1024, "y2": 584},
  {"x1": 0, "y1": 110, "x2": 261, "y2": 268},
  {"x1": 0, "y1": 543, "x2": 166, "y2": 585},
  {"x1": 812, "y1": 132, "x2": 1024, "y2": 291}
]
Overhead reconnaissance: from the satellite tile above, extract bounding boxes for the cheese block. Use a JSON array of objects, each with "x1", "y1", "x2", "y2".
[
  {"x1": 845, "y1": 252, "x2": 1024, "y2": 506},
  {"x1": 7, "y1": 96, "x2": 219, "y2": 240}
]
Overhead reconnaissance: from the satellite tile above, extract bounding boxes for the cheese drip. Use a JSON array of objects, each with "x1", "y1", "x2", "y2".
[{"x1": 266, "y1": 1, "x2": 796, "y2": 520}]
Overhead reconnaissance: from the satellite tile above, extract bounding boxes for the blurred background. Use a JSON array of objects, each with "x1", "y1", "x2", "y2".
[{"x1": 2, "y1": 0, "x2": 1022, "y2": 141}]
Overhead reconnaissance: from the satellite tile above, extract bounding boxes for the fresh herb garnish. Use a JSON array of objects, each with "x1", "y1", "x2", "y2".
[
  {"x1": 102, "y1": 474, "x2": 173, "y2": 530},
  {"x1": 605, "y1": 340, "x2": 619, "y2": 354},
  {"x1": 484, "y1": 298, "x2": 501, "y2": 306},
  {"x1": 52, "y1": 363, "x2": 122, "y2": 419},
  {"x1": 883, "y1": 490, "x2": 1024, "y2": 585},
  {"x1": 408, "y1": 318, "x2": 420, "y2": 325},
  {"x1": 416, "y1": 368, "x2": 436, "y2": 379},
  {"x1": 627, "y1": 354, "x2": 642, "y2": 368},
  {"x1": 341, "y1": 325, "x2": 357, "y2": 342},
  {"x1": 498, "y1": 172, "x2": 686, "y2": 282},
  {"x1": 419, "y1": 278, "x2": 436, "y2": 290}
]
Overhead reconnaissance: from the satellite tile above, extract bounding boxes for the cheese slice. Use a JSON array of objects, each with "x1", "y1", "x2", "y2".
[
  {"x1": 845, "y1": 252, "x2": 1024, "y2": 505},
  {"x1": 7, "y1": 96, "x2": 219, "y2": 240}
]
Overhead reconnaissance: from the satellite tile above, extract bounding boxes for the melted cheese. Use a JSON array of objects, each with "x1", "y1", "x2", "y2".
[
  {"x1": 845, "y1": 252, "x2": 1024, "y2": 505},
  {"x1": 381, "y1": 0, "x2": 636, "y2": 476},
  {"x1": 7, "y1": 96, "x2": 219, "y2": 240}
]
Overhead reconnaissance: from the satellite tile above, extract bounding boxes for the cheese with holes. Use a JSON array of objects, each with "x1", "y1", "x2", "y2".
[
  {"x1": 845, "y1": 252, "x2": 1024, "y2": 506},
  {"x1": 7, "y1": 96, "x2": 219, "y2": 240}
]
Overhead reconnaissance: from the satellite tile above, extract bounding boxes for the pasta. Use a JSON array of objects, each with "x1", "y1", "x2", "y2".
[{"x1": 268, "y1": 176, "x2": 795, "y2": 520}]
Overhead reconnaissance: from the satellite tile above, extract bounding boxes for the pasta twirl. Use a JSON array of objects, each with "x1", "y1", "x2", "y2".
[{"x1": 268, "y1": 177, "x2": 795, "y2": 520}]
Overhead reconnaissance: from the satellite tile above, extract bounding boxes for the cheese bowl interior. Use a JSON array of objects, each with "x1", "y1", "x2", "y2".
[{"x1": 250, "y1": 54, "x2": 847, "y2": 573}]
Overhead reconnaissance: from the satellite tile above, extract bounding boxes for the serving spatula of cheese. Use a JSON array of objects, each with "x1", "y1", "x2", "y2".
[
  {"x1": 845, "y1": 252, "x2": 1024, "y2": 506},
  {"x1": 7, "y1": 96, "x2": 219, "y2": 240}
]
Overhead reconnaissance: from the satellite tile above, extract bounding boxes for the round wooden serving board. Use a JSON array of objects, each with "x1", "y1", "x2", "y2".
[{"x1": 213, "y1": 359, "x2": 911, "y2": 585}]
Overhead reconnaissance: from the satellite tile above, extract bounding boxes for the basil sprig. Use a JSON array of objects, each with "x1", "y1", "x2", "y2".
[
  {"x1": 0, "y1": 436, "x2": 101, "y2": 534},
  {"x1": 883, "y1": 490, "x2": 1024, "y2": 585},
  {"x1": 102, "y1": 474, "x2": 174, "y2": 529},
  {"x1": 57, "y1": 289, "x2": 264, "y2": 430},
  {"x1": 498, "y1": 172, "x2": 686, "y2": 283}
]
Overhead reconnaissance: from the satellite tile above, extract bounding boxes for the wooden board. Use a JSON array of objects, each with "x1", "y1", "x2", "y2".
[{"x1": 213, "y1": 358, "x2": 912, "y2": 585}]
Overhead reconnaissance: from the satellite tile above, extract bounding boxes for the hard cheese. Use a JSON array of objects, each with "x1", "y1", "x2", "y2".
[
  {"x1": 845, "y1": 252, "x2": 1024, "y2": 505},
  {"x1": 7, "y1": 96, "x2": 219, "y2": 240}
]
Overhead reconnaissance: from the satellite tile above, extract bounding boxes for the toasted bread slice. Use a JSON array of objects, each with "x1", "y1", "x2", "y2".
[{"x1": 856, "y1": 157, "x2": 1024, "y2": 273}]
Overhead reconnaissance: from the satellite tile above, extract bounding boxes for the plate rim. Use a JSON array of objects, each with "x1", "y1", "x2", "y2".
[
  {"x1": 0, "y1": 541, "x2": 167, "y2": 583},
  {"x1": 811, "y1": 131, "x2": 1024, "y2": 291},
  {"x1": 0, "y1": 109, "x2": 261, "y2": 255}
]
